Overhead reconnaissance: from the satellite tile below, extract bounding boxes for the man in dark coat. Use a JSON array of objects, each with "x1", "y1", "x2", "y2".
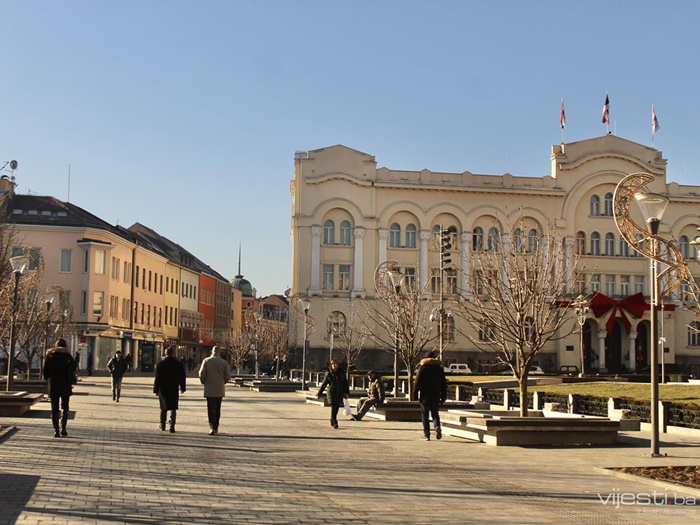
[
  {"x1": 316, "y1": 359, "x2": 349, "y2": 429},
  {"x1": 43, "y1": 338, "x2": 77, "y2": 438},
  {"x1": 413, "y1": 351, "x2": 447, "y2": 441},
  {"x1": 154, "y1": 346, "x2": 186, "y2": 433},
  {"x1": 107, "y1": 350, "x2": 127, "y2": 402}
]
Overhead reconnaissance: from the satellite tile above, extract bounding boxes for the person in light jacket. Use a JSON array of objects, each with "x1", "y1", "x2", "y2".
[{"x1": 198, "y1": 346, "x2": 231, "y2": 435}]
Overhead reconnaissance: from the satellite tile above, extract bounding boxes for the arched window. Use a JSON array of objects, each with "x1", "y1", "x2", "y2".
[
  {"x1": 513, "y1": 228, "x2": 523, "y2": 252},
  {"x1": 328, "y1": 311, "x2": 347, "y2": 336},
  {"x1": 323, "y1": 220, "x2": 335, "y2": 245},
  {"x1": 604, "y1": 193, "x2": 614, "y2": 216},
  {"x1": 688, "y1": 321, "x2": 700, "y2": 347},
  {"x1": 590, "y1": 195, "x2": 600, "y2": 216},
  {"x1": 472, "y1": 227, "x2": 484, "y2": 251},
  {"x1": 339, "y1": 220, "x2": 351, "y2": 246},
  {"x1": 389, "y1": 223, "x2": 401, "y2": 248},
  {"x1": 605, "y1": 233, "x2": 615, "y2": 256},
  {"x1": 405, "y1": 224, "x2": 417, "y2": 248},
  {"x1": 487, "y1": 227, "x2": 500, "y2": 252},
  {"x1": 590, "y1": 232, "x2": 601, "y2": 255},
  {"x1": 679, "y1": 236, "x2": 689, "y2": 259},
  {"x1": 619, "y1": 237, "x2": 630, "y2": 257},
  {"x1": 527, "y1": 229, "x2": 538, "y2": 252},
  {"x1": 576, "y1": 231, "x2": 586, "y2": 255},
  {"x1": 431, "y1": 225, "x2": 441, "y2": 250}
]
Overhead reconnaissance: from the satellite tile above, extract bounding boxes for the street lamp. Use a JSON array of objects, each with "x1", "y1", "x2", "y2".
[
  {"x1": 253, "y1": 312, "x2": 262, "y2": 378},
  {"x1": 300, "y1": 299, "x2": 311, "y2": 390},
  {"x1": 572, "y1": 295, "x2": 589, "y2": 377},
  {"x1": 6, "y1": 254, "x2": 30, "y2": 391},
  {"x1": 387, "y1": 268, "x2": 404, "y2": 398},
  {"x1": 43, "y1": 291, "x2": 57, "y2": 374},
  {"x1": 634, "y1": 191, "x2": 669, "y2": 458}
]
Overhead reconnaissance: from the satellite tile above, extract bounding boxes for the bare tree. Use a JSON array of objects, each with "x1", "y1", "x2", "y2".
[
  {"x1": 368, "y1": 260, "x2": 438, "y2": 399},
  {"x1": 328, "y1": 304, "x2": 370, "y2": 379},
  {"x1": 452, "y1": 217, "x2": 583, "y2": 416},
  {"x1": 228, "y1": 331, "x2": 253, "y2": 375}
]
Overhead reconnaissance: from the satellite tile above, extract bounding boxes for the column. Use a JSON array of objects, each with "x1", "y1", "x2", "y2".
[
  {"x1": 564, "y1": 237, "x2": 575, "y2": 294},
  {"x1": 419, "y1": 230, "x2": 430, "y2": 297},
  {"x1": 460, "y1": 232, "x2": 472, "y2": 300},
  {"x1": 627, "y1": 331, "x2": 637, "y2": 371},
  {"x1": 308, "y1": 225, "x2": 322, "y2": 297},
  {"x1": 351, "y1": 227, "x2": 366, "y2": 298},
  {"x1": 597, "y1": 330, "x2": 607, "y2": 372}
]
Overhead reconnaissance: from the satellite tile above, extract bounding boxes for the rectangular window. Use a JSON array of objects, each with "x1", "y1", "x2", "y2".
[
  {"x1": 148, "y1": 270, "x2": 152, "y2": 291},
  {"x1": 404, "y1": 267, "x2": 416, "y2": 290},
  {"x1": 338, "y1": 265, "x2": 350, "y2": 290},
  {"x1": 430, "y1": 268, "x2": 440, "y2": 294},
  {"x1": 591, "y1": 274, "x2": 601, "y2": 293},
  {"x1": 94, "y1": 249, "x2": 106, "y2": 274},
  {"x1": 446, "y1": 269, "x2": 458, "y2": 294},
  {"x1": 135, "y1": 266, "x2": 140, "y2": 288},
  {"x1": 83, "y1": 250, "x2": 89, "y2": 273},
  {"x1": 81, "y1": 290, "x2": 87, "y2": 315},
  {"x1": 124, "y1": 262, "x2": 131, "y2": 284},
  {"x1": 605, "y1": 275, "x2": 615, "y2": 297},
  {"x1": 166, "y1": 277, "x2": 170, "y2": 293},
  {"x1": 635, "y1": 275, "x2": 645, "y2": 295},
  {"x1": 620, "y1": 275, "x2": 630, "y2": 296},
  {"x1": 322, "y1": 264, "x2": 334, "y2": 290},
  {"x1": 92, "y1": 291, "x2": 104, "y2": 316},
  {"x1": 60, "y1": 249, "x2": 72, "y2": 273},
  {"x1": 142, "y1": 268, "x2": 146, "y2": 289}
]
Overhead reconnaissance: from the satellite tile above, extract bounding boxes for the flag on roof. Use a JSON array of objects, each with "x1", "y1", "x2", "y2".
[
  {"x1": 601, "y1": 92, "x2": 610, "y2": 124},
  {"x1": 560, "y1": 99, "x2": 566, "y2": 129},
  {"x1": 652, "y1": 105, "x2": 660, "y2": 134}
]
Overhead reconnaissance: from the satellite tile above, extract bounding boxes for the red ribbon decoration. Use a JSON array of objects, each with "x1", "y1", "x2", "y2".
[{"x1": 589, "y1": 292, "x2": 678, "y2": 333}]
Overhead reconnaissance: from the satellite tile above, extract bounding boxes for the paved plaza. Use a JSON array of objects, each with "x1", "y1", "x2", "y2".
[{"x1": 1, "y1": 375, "x2": 699, "y2": 525}]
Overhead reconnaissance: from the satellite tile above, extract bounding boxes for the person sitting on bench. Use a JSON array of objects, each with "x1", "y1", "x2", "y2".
[{"x1": 351, "y1": 370, "x2": 385, "y2": 421}]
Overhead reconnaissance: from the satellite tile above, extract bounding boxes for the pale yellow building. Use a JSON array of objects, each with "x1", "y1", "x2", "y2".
[{"x1": 290, "y1": 136, "x2": 700, "y2": 375}]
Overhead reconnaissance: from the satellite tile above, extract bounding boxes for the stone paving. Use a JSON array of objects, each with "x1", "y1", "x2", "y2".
[{"x1": 0, "y1": 375, "x2": 699, "y2": 525}]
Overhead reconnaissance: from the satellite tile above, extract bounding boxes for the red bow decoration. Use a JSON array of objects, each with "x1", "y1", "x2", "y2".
[{"x1": 589, "y1": 292, "x2": 648, "y2": 333}]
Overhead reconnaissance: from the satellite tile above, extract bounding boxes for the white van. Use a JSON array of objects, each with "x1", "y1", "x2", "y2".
[{"x1": 445, "y1": 363, "x2": 472, "y2": 374}]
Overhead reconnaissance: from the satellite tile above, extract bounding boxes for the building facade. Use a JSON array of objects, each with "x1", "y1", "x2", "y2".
[{"x1": 290, "y1": 136, "x2": 700, "y2": 375}]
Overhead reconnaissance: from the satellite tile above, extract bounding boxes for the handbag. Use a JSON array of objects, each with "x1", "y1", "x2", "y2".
[{"x1": 342, "y1": 398, "x2": 351, "y2": 416}]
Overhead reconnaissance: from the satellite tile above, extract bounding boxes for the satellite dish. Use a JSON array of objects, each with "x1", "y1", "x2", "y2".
[{"x1": 9, "y1": 160, "x2": 18, "y2": 170}]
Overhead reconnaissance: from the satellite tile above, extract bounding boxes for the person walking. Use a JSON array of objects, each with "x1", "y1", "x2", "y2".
[
  {"x1": 153, "y1": 346, "x2": 186, "y2": 433},
  {"x1": 316, "y1": 359, "x2": 349, "y2": 429},
  {"x1": 350, "y1": 370, "x2": 385, "y2": 421},
  {"x1": 42, "y1": 338, "x2": 77, "y2": 438},
  {"x1": 413, "y1": 351, "x2": 447, "y2": 441},
  {"x1": 198, "y1": 346, "x2": 231, "y2": 435},
  {"x1": 107, "y1": 350, "x2": 128, "y2": 402},
  {"x1": 86, "y1": 352, "x2": 93, "y2": 376}
]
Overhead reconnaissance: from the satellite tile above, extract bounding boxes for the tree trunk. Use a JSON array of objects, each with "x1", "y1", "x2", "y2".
[{"x1": 519, "y1": 378, "x2": 528, "y2": 417}]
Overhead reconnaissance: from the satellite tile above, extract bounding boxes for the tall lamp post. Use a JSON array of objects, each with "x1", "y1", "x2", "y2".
[
  {"x1": 300, "y1": 299, "x2": 311, "y2": 390},
  {"x1": 43, "y1": 292, "x2": 57, "y2": 374},
  {"x1": 572, "y1": 295, "x2": 589, "y2": 377},
  {"x1": 253, "y1": 312, "x2": 262, "y2": 378},
  {"x1": 634, "y1": 191, "x2": 669, "y2": 458},
  {"x1": 387, "y1": 268, "x2": 405, "y2": 398},
  {"x1": 6, "y1": 255, "x2": 30, "y2": 391}
]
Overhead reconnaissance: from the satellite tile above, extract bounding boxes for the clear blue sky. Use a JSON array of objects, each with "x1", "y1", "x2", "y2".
[{"x1": 2, "y1": 1, "x2": 699, "y2": 297}]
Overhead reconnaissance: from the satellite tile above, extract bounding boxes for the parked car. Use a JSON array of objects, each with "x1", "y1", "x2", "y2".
[
  {"x1": 497, "y1": 365, "x2": 544, "y2": 376},
  {"x1": 0, "y1": 357, "x2": 28, "y2": 374},
  {"x1": 445, "y1": 363, "x2": 472, "y2": 374},
  {"x1": 559, "y1": 365, "x2": 579, "y2": 376}
]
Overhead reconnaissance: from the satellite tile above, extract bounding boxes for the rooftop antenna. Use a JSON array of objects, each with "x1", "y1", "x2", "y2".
[{"x1": 236, "y1": 242, "x2": 243, "y2": 278}]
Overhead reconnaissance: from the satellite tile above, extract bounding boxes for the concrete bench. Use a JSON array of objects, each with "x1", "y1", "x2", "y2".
[
  {"x1": 0, "y1": 392, "x2": 45, "y2": 416},
  {"x1": 246, "y1": 380, "x2": 300, "y2": 392},
  {"x1": 362, "y1": 400, "x2": 479, "y2": 422},
  {"x1": 441, "y1": 409, "x2": 621, "y2": 446}
]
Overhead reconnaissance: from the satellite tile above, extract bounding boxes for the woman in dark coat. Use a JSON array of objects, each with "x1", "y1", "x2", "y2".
[
  {"x1": 43, "y1": 338, "x2": 77, "y2": 438},
  {"x1": 315, "y1": 359, "x2": 349, "y2": 429},
  {"x1": 153, "y1": 346, "x2": 186, "y2": 433}
]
